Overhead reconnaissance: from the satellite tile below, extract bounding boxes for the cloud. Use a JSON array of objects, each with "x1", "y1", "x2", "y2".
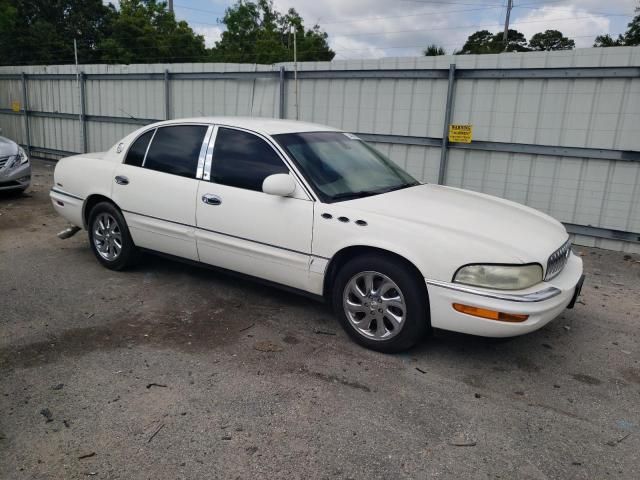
[
  {"x1": 271, "y1": 0, "x2": 505, "y2": 58},
  {"x1": 180, "y1": 0, "x2": 636, "y2": 58},
  {"x1": 193, "y1": 25, "x2": 224, "y2": 48},
  {"x1": 513, "y1": 5, "x2": 611, "y2": 48}
]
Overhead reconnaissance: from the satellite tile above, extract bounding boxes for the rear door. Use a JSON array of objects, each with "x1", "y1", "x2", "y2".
[
  {"x1": 112, "y1": 124, "x2": 212, "y2": 260},
  {"x1": 195, "y1": 126, "x2": 315, "y2": 290}
]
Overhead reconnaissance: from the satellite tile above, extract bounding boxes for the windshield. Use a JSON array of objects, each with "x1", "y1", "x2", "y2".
[{"x1": 274, "y1": 131, "x2": 420, "y2": 202}]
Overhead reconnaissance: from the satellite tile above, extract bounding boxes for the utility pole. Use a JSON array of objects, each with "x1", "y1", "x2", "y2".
[
  {"x1": 502, "y1": 0, "x2": 513, "y2": 50},
  {"x1": 292, "y1": 25, "x2": 298, "y2": 120},
  {"x1": 168, "y1": 0, "x2": 174, "y2": 13},
  {"x1": 74, "y1": 38, "x2": 84, "y2": 151}
]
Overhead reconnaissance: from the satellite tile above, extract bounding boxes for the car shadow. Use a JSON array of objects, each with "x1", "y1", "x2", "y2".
[
  {"x1": 133, "y1": 249, "x2": 328, "y2": 312},
  {"x1": 0, "y1": 189, "x2": 28, "y2": 200},
  {"x1": 71, "y1": 247, "x2": 575, "y2": 372}
]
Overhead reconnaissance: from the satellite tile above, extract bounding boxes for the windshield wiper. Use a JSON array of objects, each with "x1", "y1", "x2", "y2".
[
  {"x1": 331, "y1": 182, "x2": 419, "y2": 201},
  {"x1": 330, "y1": 190, "x2": 381, "y2": 201}
]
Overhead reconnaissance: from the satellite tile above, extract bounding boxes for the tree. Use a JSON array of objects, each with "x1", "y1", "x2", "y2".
[
  {"x1": 529, "y1": 30, "x2": 575, "y2": 51},
  {"x1": 0, "y1": 0, "x2": 207, "y2": 65},
  {"x1": 594, "y1": 9, "x2": 640, "y2": 47},
  {"x1": 209, "y1": 0, "x2": 334, "y2": 63},
  {"x1": 0, "y1": 0, "x2": 114, "y2": 65},
  {"x1": 593, "y1": 34, "x2": 623, "y2": 47},
  {"x1": 622, "y1": 12, "x2": 640, "y2": 45},
  {"x1": 424, "y1": 44, "x2": 445, "y2": 56},
  {"x1": 98, "y1": 0, "x2": 207, "y2": 64},
  {"x1": 457, "y1": 29, "x2": 529, "y2": 54}
]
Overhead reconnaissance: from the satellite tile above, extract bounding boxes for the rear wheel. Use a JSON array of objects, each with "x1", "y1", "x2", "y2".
[
  {"x1": 331, "y1": 254, "x2": 429, "y2": 353},
  {"x1": 88, "y1": 201, "x2": 137, "y2": 270}
]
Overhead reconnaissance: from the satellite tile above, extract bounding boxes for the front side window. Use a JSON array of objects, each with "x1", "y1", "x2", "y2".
[
  {"x1": 124, "y1": 129, "x2": 154, "y2": 167},
  {"x1": 274, "y1": 132, "x2": 419, "y2": 202},
  {"x1": 144, "y1": 125, "x2": 208, "y2": 178},
  {"x1": 211, "y1": 127, "x2": 289, "y2": 191}
]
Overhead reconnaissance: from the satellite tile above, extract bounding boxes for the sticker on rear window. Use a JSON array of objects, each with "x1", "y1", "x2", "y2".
[{"x1": 343, "y1": 133, "x2": 360, "y2": 140}]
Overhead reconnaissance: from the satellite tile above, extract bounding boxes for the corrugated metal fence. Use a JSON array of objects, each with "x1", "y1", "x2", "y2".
[{"x1": 1, "y1": 48, "x2": 639, "y2": 253}]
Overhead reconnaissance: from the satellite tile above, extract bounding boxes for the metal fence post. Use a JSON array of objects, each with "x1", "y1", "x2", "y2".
[
  {"x1": 278, "y1": 66, "x2": 285, "y2": 119},
  {"x1": 20, "y1": 72, "x2": 31, "y2": 157},
  {"x1": 79, "y1": 72, "x2": 88, "y2": 153},
  {"x1": 438, "y1": 63, "x2": 456, "y2": 185},
  {"x1": 164, "y1": 69, "x2": 170, "y2": 120}
]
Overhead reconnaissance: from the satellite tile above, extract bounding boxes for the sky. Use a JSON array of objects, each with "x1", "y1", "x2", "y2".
[{"x1": 119, "y1": 0, "x2": 639, "y2": 58}]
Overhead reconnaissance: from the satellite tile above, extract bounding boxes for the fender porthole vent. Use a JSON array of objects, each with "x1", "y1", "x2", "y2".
[
  {"x1": 355, "y1": 220, "x2": 368, "y2": 226},
  {"x1": 337, "y1": 216, "x2": 349, "y2": 223}
]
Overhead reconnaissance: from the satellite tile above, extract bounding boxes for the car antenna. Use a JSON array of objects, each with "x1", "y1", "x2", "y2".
[{"x1": 119, "y1": 108, "x2": 138, "y2": 121}]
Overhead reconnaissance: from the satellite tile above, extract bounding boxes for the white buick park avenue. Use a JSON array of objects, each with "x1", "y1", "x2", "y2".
[{"x1": 50, "y1": 117, "x2": 584, "y2": 352}]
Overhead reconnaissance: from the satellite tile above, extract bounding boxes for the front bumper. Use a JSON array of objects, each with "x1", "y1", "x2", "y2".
[
  {"x1": 0, "y1": 161, "x2": 31, "y2": 191},
  {"x1": 426, "y1": 252, "x2": 584, "y2": 337}
]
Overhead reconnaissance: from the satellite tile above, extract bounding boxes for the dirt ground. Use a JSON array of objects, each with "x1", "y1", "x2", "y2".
[{"x1": 1, "y1": 159, "x2": 639, "y2": 479}]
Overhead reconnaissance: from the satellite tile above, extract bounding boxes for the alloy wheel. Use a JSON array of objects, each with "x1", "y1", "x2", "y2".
[
  {"x1": 92, "y1": 213, "x2": 123, "y2": 261},
  {"x1": 343, "y1": 271, "x2": 406, "y2": 340}
]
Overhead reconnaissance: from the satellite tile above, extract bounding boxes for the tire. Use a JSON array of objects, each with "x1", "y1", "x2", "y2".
[
  {"x1": 331, "y1": 253, "x2": 429, "y2": 353},
  {"x1": 87, "y1": 201, "x2": 137, "y2": 270}
]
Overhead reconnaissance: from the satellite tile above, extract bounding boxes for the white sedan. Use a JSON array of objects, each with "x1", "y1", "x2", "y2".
[{"x1": 50, "y1": 117, "x2": 584, "y2": 352}]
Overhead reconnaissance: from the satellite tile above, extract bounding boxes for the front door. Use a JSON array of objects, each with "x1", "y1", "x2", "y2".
[
  {"x1": 112, "y1": 124, "x2": 211, "y2": 261},
  {"x1": 195, "y1": 126, "x2": 314, "y2": 290}
]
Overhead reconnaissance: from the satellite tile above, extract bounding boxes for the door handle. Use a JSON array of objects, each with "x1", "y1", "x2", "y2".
[
  {"x1": 202, "y1": 194, "x2": 222, "y2": 206},
  {"x1": 115, "y1": 175, "x2": 129, "y2": 185}
]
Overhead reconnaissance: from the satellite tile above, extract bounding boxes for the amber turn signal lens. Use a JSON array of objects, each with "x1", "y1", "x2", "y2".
[{"x1": 452, "y1": 303, "x2": 529, "y2": 323}]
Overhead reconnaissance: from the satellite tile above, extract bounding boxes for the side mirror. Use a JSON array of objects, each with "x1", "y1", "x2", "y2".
[{"x1": 262, "y1": 173, "x2": 296, "y2": 197}]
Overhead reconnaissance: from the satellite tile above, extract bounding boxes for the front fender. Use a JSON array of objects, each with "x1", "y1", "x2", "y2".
[{"x1": 312, "y1": 206, "x2": 523, "y2": 283}]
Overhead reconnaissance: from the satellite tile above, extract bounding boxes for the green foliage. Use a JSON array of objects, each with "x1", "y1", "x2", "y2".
[
  {"x1": 594, "y1": 12, "x2": 640, "y2": 47},
  {"x1": 457, "y1": 29, "x2": 529, "y2": 54},
  {"x1": 98, "y1": 0, "x2": 206, "y2": 63},
  {"x1": 210, "y1": 0, "x2": 334, "y2": 63},
  {"x1": 458, "y1": 28, "x2": 579, "y2": 54},
  {"x1": 423, "y1": 44, "x2": 445, "y2": 56},
  {"x1": 0, "y1": 0, "x2": 333, "y2": 65},
  {"x1": 593, "y1": 34, "x2": 623, "y2": 47},
  {"x1": 622, "y1": 13, "x2": 640, "y2": 45},
  {"x1": 529, "y1": 30, "x2": 575, "y2": 51},
  {"x1": 0, "y1": 0, "x2": 114, "y2": 65}
]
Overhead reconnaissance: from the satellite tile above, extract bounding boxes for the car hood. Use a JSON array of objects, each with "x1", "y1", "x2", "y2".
[
  {"x1": 0, "y1": 136, "x2": 18, "y2": 157},
  {"x1": 341, "y1": 184, "x2": 568, "y2": 263}
]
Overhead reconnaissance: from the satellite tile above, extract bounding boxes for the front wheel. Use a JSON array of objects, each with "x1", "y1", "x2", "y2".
[
  {"x1": 331, "y1": 254, "x2": 429, "y2": 353},
  {"x1": 88, "y1": 201, "x2": 137, "y2": 270}
]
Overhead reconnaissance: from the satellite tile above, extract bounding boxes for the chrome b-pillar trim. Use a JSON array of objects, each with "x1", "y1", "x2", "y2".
[
  {"x1": 425, "y1": 279, "x2": 561, "y2": 303},
  {"x1": 196, "y1": 125, "x2": 214, "y2": 180},
  {"x1": 203, "y1": 125, "x2": 219, "y2": 181}
]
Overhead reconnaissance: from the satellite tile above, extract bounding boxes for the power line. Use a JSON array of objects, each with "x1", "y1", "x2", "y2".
[
  {"x1": 0, "y1": 31, "x2": 611, "y2": 67},
  {"x1": 325, "y1": 12, "x2": 631, "y2": 38}
]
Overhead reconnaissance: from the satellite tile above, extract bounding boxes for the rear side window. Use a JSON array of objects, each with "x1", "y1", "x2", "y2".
[
  {"x1": 144, "y1": 125, "x2": 208, "y2": 178},
  {"x1": 124, "y1": 129, "x2": 154, "y2": 167},
  {"x1": 211, "y1": 127, "x2": 288, "y2": 191}
]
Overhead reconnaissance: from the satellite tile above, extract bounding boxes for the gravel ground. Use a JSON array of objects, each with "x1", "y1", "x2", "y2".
[{"x1": 1, "y1": 159, "x2": 639, "y2": 480}]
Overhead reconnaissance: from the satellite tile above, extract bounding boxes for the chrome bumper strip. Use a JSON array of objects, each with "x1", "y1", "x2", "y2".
[
  {"x1": 50, "y1": 187, "x2": 84, "y2": 201},
  {"x1": 426, "y1": 279, "x2": 562, "y2": 303}
]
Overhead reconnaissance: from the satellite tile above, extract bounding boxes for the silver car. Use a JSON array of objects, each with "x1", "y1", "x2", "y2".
[{"x1": 0, "y1": 135, "x2": 31, "y2": 192}]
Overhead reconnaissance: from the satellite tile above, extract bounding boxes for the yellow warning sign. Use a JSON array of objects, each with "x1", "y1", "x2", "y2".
[
  {"x1": 448, "y1": 124, "x2": 472, "y2": 143},
  {"x1": 11, "y1": 100, "x2": 20, "y2": 112}
]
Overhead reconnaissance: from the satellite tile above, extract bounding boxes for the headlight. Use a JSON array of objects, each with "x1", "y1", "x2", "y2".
[
  {"x1": 5, "y1": 147, "x2": 28, "y2": 169},
  {"x1": 453, "y1": 264, "x2": 543, "y2": 290},
  {"x1": 18, "y1": 146, "x2": 28, "y2": 165}
]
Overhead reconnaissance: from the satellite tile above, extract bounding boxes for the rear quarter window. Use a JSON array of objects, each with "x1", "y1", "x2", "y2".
[{"x1": 124, "y1": 129, "x2": 154, "y2": 167}]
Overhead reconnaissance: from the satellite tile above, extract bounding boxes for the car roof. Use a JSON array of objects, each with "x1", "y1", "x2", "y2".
[{"x1": 150, "y1": 116, "x2": 342, "y2": 136}]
